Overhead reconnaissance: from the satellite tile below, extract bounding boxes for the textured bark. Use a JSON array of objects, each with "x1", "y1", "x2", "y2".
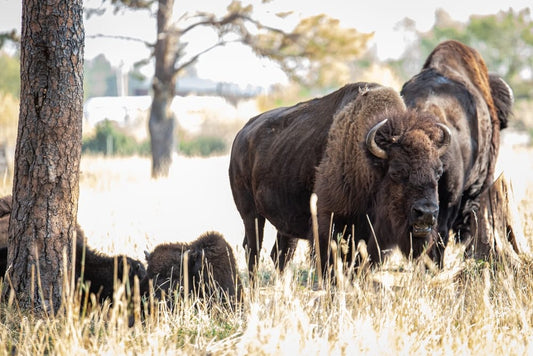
[
  {"x1": 2, "y1": 0, "x2": 84, "y2": 313},
  {"x1": 470, "y1": 173, "x2": 530, "y2": 267},
  {"x1": 149, "y1": 0, "x2": 177, "y2": 178}
]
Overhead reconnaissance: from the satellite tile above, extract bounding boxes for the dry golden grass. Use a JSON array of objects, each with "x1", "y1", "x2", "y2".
[{"x1": 1, "y1": 139, "x2": 533, "y2": 355}]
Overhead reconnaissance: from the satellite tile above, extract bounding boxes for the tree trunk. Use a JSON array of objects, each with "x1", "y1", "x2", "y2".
[
  {"x1": 149, "y1": 88, "x2": 176, "y2": 178},
  {"x1": 149, "y1": 0, "x2": 177, "y2": 179},
  {"x1": 469, "y1": 173, "x2": 530, "y2": 267},
  {"x1": 3, "y1": 0, "x2": 84, "y2": 313}
]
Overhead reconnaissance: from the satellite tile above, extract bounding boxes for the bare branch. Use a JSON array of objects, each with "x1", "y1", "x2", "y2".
[
  {"x1": 179, "y1": 12, "x2": 287, "y2": 38},
  {"x1": 174, "y1": 39, "x2": 240, "y2": 74},
  {"x1": 179, "y1": 16, "x2": 218, "y2": 36},
  {"x1": 87, "y1": 33, "x2": 154, "y2": 48}
]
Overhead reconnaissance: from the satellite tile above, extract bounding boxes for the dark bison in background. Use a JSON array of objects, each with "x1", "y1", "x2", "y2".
[
  {"x1": 401, "y1": 40, "x2": 514, "y2": 263},
  {"x1": 229, "y1": 82, "x2": 452, "y2": 276},
  {"x1": 0, "y1": 195, "x2": 146, "y2": 303},
  {"x1": 74, "y1": 226, "x2": 146, "y2": 302},
  {"x1": 140, "y1": 231, "x2": 242, "y2": 306},
  {"x1": 0, "y1": 194, "x2": 11, "y2": 248}
]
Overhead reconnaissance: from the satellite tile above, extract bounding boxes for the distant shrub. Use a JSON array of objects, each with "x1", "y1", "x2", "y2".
[
  {"x1": 83, "y1": 120, "x2": 150, "y2": 156},
  {"x1": 0, "y1": 92, "x2": 19, "y2": 147},
  {"x1": 179, "y1": 135, "x2": 227, "y2": 157}
]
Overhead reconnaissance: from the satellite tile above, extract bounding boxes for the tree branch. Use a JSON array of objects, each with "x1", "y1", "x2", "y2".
[
  {"x1": 179, "y1": 12, "x2": 288, "y2": 38},
  {"x1": 174, "y1": 39, "x2": 240, "y2": 74},
  {"x1": 87, "y1": 33, "x2": 154, "y2": 48}
]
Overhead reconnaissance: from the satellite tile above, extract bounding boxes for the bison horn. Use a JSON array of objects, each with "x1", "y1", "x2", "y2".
[
  {"x1": 366, "y1": 119, "x2": 388, "y2": 160},
  {"x1": 144, "y1": 250, "x2": 151, "y2": 261},
  {"x1": 436, "y1": 123, "x2": 452, "y2": 156}
]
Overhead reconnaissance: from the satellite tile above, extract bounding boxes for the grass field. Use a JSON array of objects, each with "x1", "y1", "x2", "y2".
[{"x1": 1, "y1": 135, "x2": 533, "y2": 355}]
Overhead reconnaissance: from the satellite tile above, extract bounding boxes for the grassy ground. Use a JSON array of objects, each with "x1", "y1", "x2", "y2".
[{"x1": 1, "y1": 138, "x2": 533, "y2": 355}]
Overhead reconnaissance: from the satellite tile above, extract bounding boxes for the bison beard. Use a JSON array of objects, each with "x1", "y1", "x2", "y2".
[
  {"x1": 229, "y1": 83, "x2": 451, "y2": 278},
  {"x1": 140, "y1": 231, "x2": 242, "y2": 307},
  {"x1": 0, "y1": 195, "x2": 146, "y2": 304},
  {"x1": 400, "y1": 40, "x2": 514, "y2": 264}
]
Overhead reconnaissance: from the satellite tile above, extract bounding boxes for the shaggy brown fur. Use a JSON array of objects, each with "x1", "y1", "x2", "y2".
[
  {"x1": 0, "y1": 195, "x2": 12, "y2": 248},
  {"x1": 401, "y1": 40, "x2": 514, "y2": 263},
  {"x1": 229, "y1": 82, "x2": 381, "y2": 276},
  {"x1": 0, "y1": 195, "x2": 146, "y2": 302},
  {"x1": 314, "y1": 87, "x2": 449, "y2": 269},
  {"x1": 75, "y1": 227, "x2": 146, "y2": 302},
  {"x1": 140, "y1": 231, "x2": 243, "y2": 306},
  {"x1": 230, "y1": 82, "x2": 451, "y2": 275}
]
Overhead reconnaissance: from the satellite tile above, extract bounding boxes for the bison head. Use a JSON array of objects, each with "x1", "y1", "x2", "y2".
[
  {"x1": 120, "y1": 255, "x2": 147, "y2": 287},
  {"x1": 365, "y1": 112, "x2": 451, "y2": 258},
  {"x1": 139, "y1": 232, "x2": 241, "y2": 304},
  {"x1": 140, "y1": 242, "x2": 194, "y2": 300}
]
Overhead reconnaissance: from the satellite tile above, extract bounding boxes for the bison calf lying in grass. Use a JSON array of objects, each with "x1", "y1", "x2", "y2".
[
  {"x1": 140, "y1": 231, "x2": 243, "y2": 307},
  {"x1": 0, "y1": 195, "x2": 146, "y2": 303},
  {"x1": 74, "y1": 226, "x2": 146, "y2": 302}
]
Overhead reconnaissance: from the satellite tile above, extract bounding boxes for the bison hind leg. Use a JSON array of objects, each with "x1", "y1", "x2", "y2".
[
  {"x1": 270, "y1": 233, "x2": 299, "y2": 273},
  {"x1": 243, "y1": 215, "x2": 266, "y2": 279}
]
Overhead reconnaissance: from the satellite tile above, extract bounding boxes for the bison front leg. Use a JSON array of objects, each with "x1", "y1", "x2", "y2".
[
  {"x1": 242, "y1": 215, "x2": 266, "y2": 281},
  {"x1": 270, "y1": 233, "x2": 299, "y2": 273}
]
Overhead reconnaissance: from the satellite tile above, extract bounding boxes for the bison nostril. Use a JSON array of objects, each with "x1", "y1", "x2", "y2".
[{"x1": 411, "y1": 202, "x2": 439, "y2": 225}]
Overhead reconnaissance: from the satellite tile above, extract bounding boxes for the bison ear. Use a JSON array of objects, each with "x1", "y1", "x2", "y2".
[{"x1": 489, "y1": 74, "x2": 513, "y2": 130}]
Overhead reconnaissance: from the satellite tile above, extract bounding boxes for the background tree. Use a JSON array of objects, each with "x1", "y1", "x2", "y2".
[
  {"x1": 0, "y1": 52, "x2": 21, "y2": 98},
  {"x1": 93, "y1": 0, "x2": 372, "y2": 178},
  {"x1": 390, "y1": 8, "x2": 533, "y2": 99},
  {"x1": 0, "y1": 53, "x2": 21, "y2": 150},
  {"x1": 3, "y1": 0, "x2": 84, "y2": 313},
  {"x1": 84, "y1": 54, "x2": 118, "y2": 99}
]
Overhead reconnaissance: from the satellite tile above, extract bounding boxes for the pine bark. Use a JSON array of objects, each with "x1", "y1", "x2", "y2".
[{"x1": 3, "y1": 0, "x2": 84, "y2": 313}]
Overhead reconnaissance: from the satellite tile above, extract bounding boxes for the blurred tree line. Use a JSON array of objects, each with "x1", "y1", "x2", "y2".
[
  {"x1": 388, "y1": 8, "x2": 533, "y2": 100},
  {"x1": 1, "y1": 6, "x2": 533, "y2": 150}
]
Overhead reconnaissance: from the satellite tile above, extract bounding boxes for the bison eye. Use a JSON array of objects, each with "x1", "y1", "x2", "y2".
[{"x1": 389, "y1": 167, "x2": 407, "y2": 182}]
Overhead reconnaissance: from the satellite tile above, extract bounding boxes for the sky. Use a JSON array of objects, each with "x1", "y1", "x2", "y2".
[{"x1": 0, "y1": 0, "x2": 532, "y2": 87}]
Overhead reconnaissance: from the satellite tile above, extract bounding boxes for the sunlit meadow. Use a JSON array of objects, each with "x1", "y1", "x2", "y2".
[{"x1": 1, "y1": 132, "x2": 533, "y2": 354}]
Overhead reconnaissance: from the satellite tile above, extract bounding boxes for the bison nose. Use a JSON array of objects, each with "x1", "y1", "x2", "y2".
[{"x1": 411, "y1": 201, "x2": 439, "y2": 226}]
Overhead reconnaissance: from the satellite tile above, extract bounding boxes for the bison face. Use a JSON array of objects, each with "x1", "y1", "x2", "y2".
[
  {"x1": 125, "y1": 257, "x2": 147, "y2": 285},
  {"x1": 140, "y1": 244, "x2": 193, "y2": 299},
  {"x1": 367, "y1": 117, "x2": 450, "y2": 258}
]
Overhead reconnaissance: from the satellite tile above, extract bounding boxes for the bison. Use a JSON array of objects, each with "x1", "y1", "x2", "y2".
[
  {"x1": 229, "y1": 83, "x2": 452, "y2": 276},
  {"x1": 0, "y1": 195, "x2": 146, "y2": 303},
  {"x1": 0, "y1": 194, "x2": 11, "y2": 248},
  {"x1": 75, "y1": 226, "x2": 146, "y2": 302},
  {"x1": 400, "y1": 40, "x2": 514, "y2": 263},
  {"x1": 140, "y1": 231, "x2": 243, "y2": 306}
]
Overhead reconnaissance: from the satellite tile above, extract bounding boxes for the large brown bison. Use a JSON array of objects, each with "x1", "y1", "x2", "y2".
[
  {"x1": 229, "y1": 83, "x2": 451, "y2": 276},
  {"x1": 400, "y1": 40, "x2": 514, "y2": 263},
  {"x1": 0, "y1": 195, "x2": 146, "y2": 303},
  {"x1": 140, "y1": 231, "x2": 242, "y2": 305}
]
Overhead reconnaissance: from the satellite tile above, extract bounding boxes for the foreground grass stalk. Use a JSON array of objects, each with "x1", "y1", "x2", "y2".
[{"x1": 1, "y1": 155, "x2": 533, "y2": 354}]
